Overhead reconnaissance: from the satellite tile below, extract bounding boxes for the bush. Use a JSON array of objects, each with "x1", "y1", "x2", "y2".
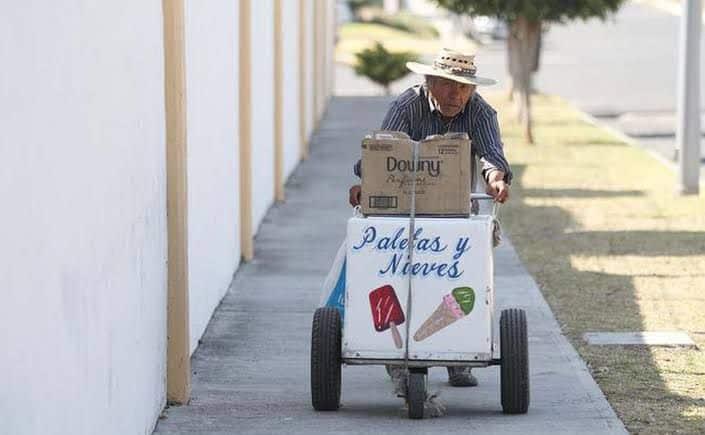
[{"x1": 353, "y1": 42, "x2": 418, "y2": 95}]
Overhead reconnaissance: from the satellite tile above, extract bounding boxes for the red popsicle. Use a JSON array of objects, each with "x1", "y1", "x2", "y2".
[{"x1": 368, "y1": 285, "x2": 405, "y2": 349}]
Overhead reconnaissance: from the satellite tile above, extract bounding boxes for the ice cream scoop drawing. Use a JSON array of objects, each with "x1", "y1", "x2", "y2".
[
  {"x1": 413, "y1": 286, "x2": 475, "y2": 341},
  {"x1": 369, "y1": 285, "x2": 405, "y2": 349}
]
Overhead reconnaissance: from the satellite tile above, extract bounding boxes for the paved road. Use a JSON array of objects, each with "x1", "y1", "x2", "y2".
[
  {"x1": 154, "y1": 97, "x2": 626, "y2": 434},
  {"x1": 534, "y1": 1, "x2": 705, "y2": 163},
  {"x1": 336, "y1": 2, "x2": 705, "y2": 164}
]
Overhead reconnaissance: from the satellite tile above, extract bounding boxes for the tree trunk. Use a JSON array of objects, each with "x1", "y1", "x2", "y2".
[
  {"x1": 532, "y1": 27, "x2": 542, "y2": 73},
  {"x1": 507, "y1": 77, "x2": 515, "y2": 102},
  {"x1": 507, "y1": 17, "x2": 541, "y2": 144},
  {"x1": 506, "y1": 32, "x2": 517, "y2": 103}
]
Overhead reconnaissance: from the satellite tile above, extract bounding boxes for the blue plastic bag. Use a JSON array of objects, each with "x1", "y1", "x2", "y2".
[{"x1": 319, "y1": 240, "x2": 346, "y2": 320}]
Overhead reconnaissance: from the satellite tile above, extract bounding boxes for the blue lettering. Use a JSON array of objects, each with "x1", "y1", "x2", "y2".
[
  {"x1": 430, "y1": 237, "x2": 445, "y2": 253},
  {"x1": 453, "y1": 237, "x2": 471, "y2": 260},
  {"x1": 447, "y1": 261, "x2": 463, "y2": 278},
  {"x1": 352, "y1": 226, "x2": 376, "y2": 250},
  {"x1": 390, "y1": 227, "x2": 404, "y2": 250},
  {"x1": 379, "y1": 252, "x2": 403, "y2": 275}
]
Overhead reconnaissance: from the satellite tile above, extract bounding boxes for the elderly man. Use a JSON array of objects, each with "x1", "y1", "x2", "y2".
[{"x1": 348, "y1": 49, "x2": 512, "y2": 388}]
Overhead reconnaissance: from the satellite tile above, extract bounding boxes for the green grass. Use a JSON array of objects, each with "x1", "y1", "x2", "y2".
[{"x1": 484, "y1": 91, "x2": 705, "y2": 434}]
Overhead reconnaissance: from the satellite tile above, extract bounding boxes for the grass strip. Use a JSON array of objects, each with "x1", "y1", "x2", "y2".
[{"x1": 485, "y1": 92, "x2": 705, "y2": 434}]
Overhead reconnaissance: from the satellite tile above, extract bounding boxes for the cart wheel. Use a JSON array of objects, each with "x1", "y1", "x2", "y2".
[
  {"x1": 407, "y1": 370, "x2": 426, "y2": 419},
  {"x1": 500, "y1": 308, "x2": 529, "y2": 414},
  {"x1": 311, "y1": 307, "x2": 342, "y2": 411}
]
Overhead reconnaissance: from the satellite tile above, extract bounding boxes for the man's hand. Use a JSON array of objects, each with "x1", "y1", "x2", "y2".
[
  {"x1": 485, "y1": 170, "x2": 509, "y2": 203},
  {"x1": 349, "y1": 184, "x2": 361, "y2": 207}
]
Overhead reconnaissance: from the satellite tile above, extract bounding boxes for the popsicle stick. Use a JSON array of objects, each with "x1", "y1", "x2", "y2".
[{"x1": 390, "y1": 321, "x2": 403, "y2": 349}]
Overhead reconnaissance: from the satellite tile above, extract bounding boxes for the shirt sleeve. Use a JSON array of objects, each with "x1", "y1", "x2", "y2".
[
  {"x1": 471, "y1": 107, "x2": 513, "y2": 184},
  {"x1": 380, "y1": 101, "x2": 411, "y2": 133},
  {"x1": 354, "y1": 101, "x2": 411, "y2": 178}
]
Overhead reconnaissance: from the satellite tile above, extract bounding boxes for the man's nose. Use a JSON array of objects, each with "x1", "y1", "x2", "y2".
[{"x1": 449, "y1": 84, "x2": 464, "y2": 96}]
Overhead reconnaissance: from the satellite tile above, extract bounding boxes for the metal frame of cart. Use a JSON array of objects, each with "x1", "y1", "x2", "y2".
[{"x1": 311, "y1": 194, "x2": 530, "y2": 419}]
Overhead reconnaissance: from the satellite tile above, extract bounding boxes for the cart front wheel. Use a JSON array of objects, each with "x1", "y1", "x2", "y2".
[
  {"x1": 311, "y1": 307, "x2": 342, "y2": 411},
  {"x1": 500, "y1": 308, "x2": 530, "y2": 414},
  {"x1": 407, "y1": 370, "x2": 426, "y2": 419}
]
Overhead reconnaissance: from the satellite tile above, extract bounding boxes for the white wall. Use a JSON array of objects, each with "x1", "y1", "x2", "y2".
[
  {"x1": 304, "y1": 0, "x2": 316, "y2": 143},
  {"x1": 185, "y1": 0, "x2": 241, "y2": 354},
  {"x1": 327, "y1": 0, "x2": 337, "y2": 98},
  {"x1": 281, "y1": 0, "x2": 302, "y2": 178},
  {"x1": 250, "y1": 0, "x2": 275, "y2": 232},
  {"x1": 0, "y1": 2, "x2": 167, "y2": 434}
]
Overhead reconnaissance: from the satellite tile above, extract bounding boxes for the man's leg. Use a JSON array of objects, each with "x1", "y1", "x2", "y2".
[
  {"x1": 386, "y1": 365, "x2": 408, "y2": 396},
  {"x1": 447, "y1": 366, "x2": 478, "y2": 387}
]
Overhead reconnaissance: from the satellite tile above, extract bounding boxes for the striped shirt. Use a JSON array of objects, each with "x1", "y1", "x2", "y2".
[{"x1": 354, "y1": 84, "x2": 513, "y2": 184}]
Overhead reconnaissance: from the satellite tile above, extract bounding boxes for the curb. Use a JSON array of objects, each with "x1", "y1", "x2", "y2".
[{"x1": 575, "y1": 109, "x2": 705, "y2": 189}]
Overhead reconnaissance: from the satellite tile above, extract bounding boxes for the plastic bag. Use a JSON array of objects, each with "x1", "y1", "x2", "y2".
[{"x1": 319, "y1": 238, "x2": 346, "y2": 320}]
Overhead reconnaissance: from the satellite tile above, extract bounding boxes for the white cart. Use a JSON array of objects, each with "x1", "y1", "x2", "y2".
[{"x1": 311, "y1": 195, "x2": 529, "y2": 419}]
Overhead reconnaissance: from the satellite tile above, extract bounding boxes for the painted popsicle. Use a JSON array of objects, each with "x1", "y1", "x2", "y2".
[
  {"x1": 413, "y1": 286, "x2": 475, "y2": 341},
  {"x1": 368, "y1": 285, "x2": 405, "y2": 349}
]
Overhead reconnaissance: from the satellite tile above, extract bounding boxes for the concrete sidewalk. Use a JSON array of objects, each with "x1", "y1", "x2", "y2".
[{"x1": 154, "y1": 97, "x2": 626, "y2": 434}]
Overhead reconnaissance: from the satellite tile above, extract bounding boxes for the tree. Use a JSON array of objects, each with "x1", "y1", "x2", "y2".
[
  {"x1": 353, "y1": 42, "x2": 418, "y2": 95},
  {"x1": 432, "y1": 0, "x2": 625, "y2": 144}
]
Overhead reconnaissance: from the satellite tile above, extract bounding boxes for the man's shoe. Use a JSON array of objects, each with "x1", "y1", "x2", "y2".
[{"x1": 447, "y1": 366, "x2": 478, "y2": 387}]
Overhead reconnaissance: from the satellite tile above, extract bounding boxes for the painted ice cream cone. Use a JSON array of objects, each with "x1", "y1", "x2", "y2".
[{"x1": 413, "y1": 287, "x2": 475, "y2": 342}]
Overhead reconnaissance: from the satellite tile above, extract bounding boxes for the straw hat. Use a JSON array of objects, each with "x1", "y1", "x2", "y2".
[{"x1": 406, "y1": 48, "x2": 496, "y2": 86}]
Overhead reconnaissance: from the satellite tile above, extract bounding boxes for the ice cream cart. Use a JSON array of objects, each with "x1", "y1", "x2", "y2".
[{"x1": 310, "y1": 194, "x2": 529, "y2": 419}]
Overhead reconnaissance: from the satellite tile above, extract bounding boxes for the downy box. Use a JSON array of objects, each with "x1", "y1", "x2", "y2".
[{"x1": 360, "y1": 131, "x2": 470, "y2": 216}]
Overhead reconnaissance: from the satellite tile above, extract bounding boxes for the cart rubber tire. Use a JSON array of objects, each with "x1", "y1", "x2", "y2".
[
  {"x1": 407, "y1": 371, "x2": 425, "y2": 419},
  {"x1": 311, "y1": 307, "x2": 342, "y2": 411},
  {"x1": 500, "y1": 308, "x2": 530, "y2": 414}
]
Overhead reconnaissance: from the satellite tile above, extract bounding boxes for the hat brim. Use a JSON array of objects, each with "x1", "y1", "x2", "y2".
[{"x1": 406, "y1": 61, "x2": 497, "y2": 86}]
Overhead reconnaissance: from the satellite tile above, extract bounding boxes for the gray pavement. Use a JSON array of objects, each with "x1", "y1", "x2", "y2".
[
  {"x1": 533, "y1": 1, "x2": 705, "y2": 166},
  {"x1": 154, "y1": 97, "x2": 626, "y2": 434}
]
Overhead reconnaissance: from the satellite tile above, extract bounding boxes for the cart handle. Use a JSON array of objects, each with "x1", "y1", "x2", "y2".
[
  {"x1": 471, "y1": 193, "x2": 501, "y2": 217},
  {"x1": 470, "y1": 193, "x2": 495, "y2": 201}
]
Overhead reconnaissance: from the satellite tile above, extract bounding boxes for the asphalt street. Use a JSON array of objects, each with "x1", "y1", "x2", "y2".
[{"x1": 336, "y1": 2, "x2": 705, "y2": 165}]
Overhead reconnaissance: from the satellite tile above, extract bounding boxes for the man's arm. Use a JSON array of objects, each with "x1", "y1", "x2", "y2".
[
  {"x1": 472, "y1": 107, "x2": 512, "y2": 203},
  {"x1": 472, "y1": 107, "x2": 512, "y2": 183}
]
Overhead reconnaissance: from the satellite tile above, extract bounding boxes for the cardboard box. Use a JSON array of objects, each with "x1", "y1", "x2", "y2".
[{"x1": 360, "y1": 131, "x2": 470, "y2": 216}]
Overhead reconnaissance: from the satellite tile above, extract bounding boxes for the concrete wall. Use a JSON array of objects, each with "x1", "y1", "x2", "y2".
[
  {"x1": 0, "y1": 2, "x2": 167, "y2": 434},
  {"x1": 303, "y1": 0, "x2": 316, "y2": 143},
  {"x1": 250, "y1": 0, "x2": 276, "y2": 233},
  {"x1": 185, "y1": 0, "x2": 241, "y2": 354},
  {"x1": 281, "y1": 0, "x2": 302, "y2": 178},
  {"x1": 0, "y1": 0, "x2": 336, "y2": 432}
]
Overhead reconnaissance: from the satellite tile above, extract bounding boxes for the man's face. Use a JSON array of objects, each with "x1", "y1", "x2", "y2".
[{"x1": 427, "y1": 76, "x2": 476, "y2": 118}]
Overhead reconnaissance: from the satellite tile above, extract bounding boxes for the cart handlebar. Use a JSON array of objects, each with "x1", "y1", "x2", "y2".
[
  {"x1": 470, "y1": 193, "x2": 495, "y2": 201},
  {"x1": 471, "y1": 193, "x2": 501, "y2": 217}
]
